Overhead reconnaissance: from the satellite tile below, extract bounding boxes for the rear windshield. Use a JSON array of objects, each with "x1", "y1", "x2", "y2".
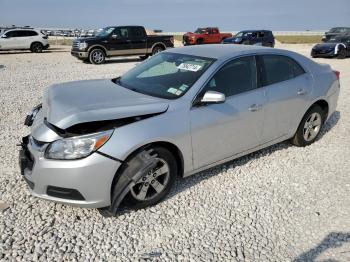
[{"x1": 117, "y1": 52, "x2": 215, "y2": 99}]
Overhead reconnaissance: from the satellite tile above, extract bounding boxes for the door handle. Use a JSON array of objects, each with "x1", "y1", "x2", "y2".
[
  {"x1": 297, "y1": 89, "x2": 307, "y2": 95},
  {"x1": 249, "y1": 104, "x2": 262, "y2": 112}
]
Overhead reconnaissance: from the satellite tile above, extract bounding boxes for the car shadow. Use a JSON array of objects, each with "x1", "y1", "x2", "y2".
[
  {"x1": 104, "y1": 57, "x2": 143, "y2": 64},
  {"x1": 117, "y1": 110, "x2": 340, "y2": 215},
  {"x1": 293, "y1": 232, "x2": 350, "y2": 261},
  {"x1": 0, "y1": 48, "x2": 68, "y2": 55}
]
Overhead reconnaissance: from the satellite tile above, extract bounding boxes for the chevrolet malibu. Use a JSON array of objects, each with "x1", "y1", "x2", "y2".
[{"x1": 19, "y1": 45, "x2": 340, "y2": 215}]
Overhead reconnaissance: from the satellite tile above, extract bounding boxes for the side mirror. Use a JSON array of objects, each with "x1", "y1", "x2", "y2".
[
  {"x1": 200, "y1": 91, "x2": 225, "y2": 104},
  {"x1": 1, "y1": 35, "x2": 8, "y2": 38}
]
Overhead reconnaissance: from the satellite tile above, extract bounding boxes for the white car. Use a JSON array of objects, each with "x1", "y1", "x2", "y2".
[{"x1": 0, "y1": 29, "x2": 49, "y2": 52}]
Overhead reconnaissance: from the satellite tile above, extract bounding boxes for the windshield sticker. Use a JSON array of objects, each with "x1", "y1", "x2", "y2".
[
  {"x1": 167, "y1": 87, "x2": 178, "y2": 94},
  {"x1": 175, "y1": 90, "x2": 183, "y2": 96},
  {"x1": 179, "y1": 84, "x2": 189, "y2": 91},
  {"x1": 177, "y1": 63, "x2": 202, "y2": 72}
]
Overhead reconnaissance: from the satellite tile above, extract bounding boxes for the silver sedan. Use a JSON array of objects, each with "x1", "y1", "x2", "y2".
[{"x1": 19, "y1": 44, "x2": 340, "y2": 214}]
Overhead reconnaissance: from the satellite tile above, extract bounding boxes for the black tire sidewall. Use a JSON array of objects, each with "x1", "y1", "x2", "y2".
[
  {"x1": 89, "y1": 49, "x2": 105, "y2": 64},
  {"x1": 292, "y1": 105, "x2": 324, "y2": 147},
  {"x1": 337, "y1": 48, "x2": 346, "y2": 59},
  {"x1": 123, "y1": 147, "x2": 177, "y2": 209},
  {"x1": 152, "y1": 47, "x2": 163, "y2": 56},
  {"x1": 31, "y1": 43, "x2": 43, "y2": 53}
]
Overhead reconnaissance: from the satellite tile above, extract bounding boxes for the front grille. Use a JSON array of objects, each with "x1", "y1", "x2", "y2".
[{"x1": 72, "y1": 41, "x2": 80, "y2": 49}]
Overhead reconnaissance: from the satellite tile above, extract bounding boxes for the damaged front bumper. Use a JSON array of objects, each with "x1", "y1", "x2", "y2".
[{"x1": 19, "y1": 108, "x2": 122, "y2": 209}]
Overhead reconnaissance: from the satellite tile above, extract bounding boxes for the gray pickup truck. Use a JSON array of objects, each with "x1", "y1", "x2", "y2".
[{"x1": 71, "y1": 26, "x2": 174, "y2": 64}]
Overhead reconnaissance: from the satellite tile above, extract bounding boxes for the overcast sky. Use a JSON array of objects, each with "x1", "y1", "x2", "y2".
[{"x1": 0, "y1": 0, "x2": 349, "y2": 31}]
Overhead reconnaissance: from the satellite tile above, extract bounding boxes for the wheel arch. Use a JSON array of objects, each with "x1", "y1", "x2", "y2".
[
  {"x1": 30, "y1": 41, "x2": 43, "y2": 48},
  {"x1": 311, "y1": 99, "x2": 329, "y2": 121},
  {"x1": 107, "y1": 140, "x2": 184, "y2": 213},
  {"x1": 151, "y1": 42, "x2": 166, "y2": 52},
  {"x1": 88, "y1": 45, "x2": 108, "y2": 56}
]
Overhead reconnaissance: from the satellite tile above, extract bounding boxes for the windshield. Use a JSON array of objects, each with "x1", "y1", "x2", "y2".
[
  {"x1": 195, "y1": 28, "x2": 207, "y2": 34},
  {"x1": 96, "y1": 27, "x2": 115, "y2": 37},
  {"x1": 329, "y1": 27, "x2": 350, "y2": 33},
  {"x1": 117, "y1": 52, "x2": 215, "y2": 99}
]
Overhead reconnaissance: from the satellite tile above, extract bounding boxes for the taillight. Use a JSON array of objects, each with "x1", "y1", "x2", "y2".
[
  {"x1": 334, "y1": 70, "x2": 340, "y2": 80},
  {"x1": 42, "y1": 35, "x2": 48, "y2": 39},
  {"x1": 170, "y1": 37, "x2": 174, "y2": 44}
]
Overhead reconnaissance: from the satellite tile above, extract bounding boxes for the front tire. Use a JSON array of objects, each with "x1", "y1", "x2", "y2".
[
  {"x1": 89, "y1": 49, "x2": 105, "y2": 64},
  {"x1": 30, "y1": 42, "x2": 43, "y2": 53},
  {"x1": 291, "y1": 105, "x2": 325, "y2": 147},
  {"x1": 337, "y1": 48, "x2": 347, "y2": 59},
  {"x1": 122, "y1": 147, "x2": 177, "y2": 210}
]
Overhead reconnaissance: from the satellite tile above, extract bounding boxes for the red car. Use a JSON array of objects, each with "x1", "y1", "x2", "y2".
[{"x1": 183, "y1": 27, "x2": 232, "y2": 45}]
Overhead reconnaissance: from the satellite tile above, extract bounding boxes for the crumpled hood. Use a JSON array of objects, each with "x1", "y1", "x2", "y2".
[{"x1": 42, "y1": 79, "x2": 169, "y2": 129}]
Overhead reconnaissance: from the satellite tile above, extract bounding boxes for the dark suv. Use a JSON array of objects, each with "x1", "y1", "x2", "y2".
[
  {"x1": 322, "y1": 27, "x2": 350, "y2": 42},
  {"x1": 222, "y1": 30, "x2": 275, "y2": 47}
]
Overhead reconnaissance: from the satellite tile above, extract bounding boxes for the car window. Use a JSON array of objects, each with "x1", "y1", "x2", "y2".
[
  {"x1": 258, "y1": 32, "x2": 265, "y2": 38},
  {"x1": 114, "y1": 27, "x2": 129, "y2": 38},
  {"x1": 5, "y1": 31, "x2": 18, "y2": 37},
  {"x1": 15, "y1": 31, "x2": 28, "y2": 37},
  {"x1": 25, "y1": 30, "x2": 38, "y2": 36},
  {"x1": 130, "y1": 27, "x2": 144, "y2": 38},
  {"x1": 202, "y1": 56, "x2": 257, "y2": 97},
  {"x1": 261, "y1": 55, "x2": 305, "y2": 86}
]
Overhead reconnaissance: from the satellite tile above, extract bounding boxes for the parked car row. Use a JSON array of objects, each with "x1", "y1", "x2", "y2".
[{"x1": 182, "y1": 28, "x2": 275, "y2": 47}]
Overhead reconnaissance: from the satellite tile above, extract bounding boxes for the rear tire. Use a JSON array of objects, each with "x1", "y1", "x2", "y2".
[
  {"x1": 30, "y1": 42, "x2": 43, "y2": 53},
  {"x1": 196, "y1": 39, "x2": 204, "y2": 45},
  {"x1": 151, "y1": 46, "x2": 164, "y2": 56},
  {"x1": 122, "y1": 147, "x2": 177, "y2": 210},
  {"x1": 139, "y1": 55, "x2": 149, "y2": 60},
  {"x1": 291, "y1": 105, "x2": 324, "y2": 147},
  {"x1": 89, "y1": 48, "x2": 105, "y2": 64}
]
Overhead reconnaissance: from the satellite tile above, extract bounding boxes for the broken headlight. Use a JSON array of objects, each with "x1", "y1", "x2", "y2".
[{"x1": 45, "y1": 130, "x2": 113, "y2": 160}]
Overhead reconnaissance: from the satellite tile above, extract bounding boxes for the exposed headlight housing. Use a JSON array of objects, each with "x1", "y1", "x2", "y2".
[
  {"x1": 45, "y1": 130, "x2": 113, "y2": 160},
  {"x1": 78, "y1": 42, "x2": 88, "y2": 50}
]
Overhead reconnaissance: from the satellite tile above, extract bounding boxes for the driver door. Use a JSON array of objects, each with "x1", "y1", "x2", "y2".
[
  {"x1": 0, "y1": 31, "x2": 19, "y2": 49},
  {"x1": 107, "y1": 27, "x2": 133, "y2": 55},
  {"x1": 190, "y1": 56, "x2": 266, "y2": 169}
]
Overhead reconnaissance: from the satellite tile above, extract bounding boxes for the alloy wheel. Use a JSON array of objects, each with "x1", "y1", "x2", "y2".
[
  {"x1": 130, "y1": 158, "x2": 170, "y2": 201},
  {"x1": 303, "y1": 112, "x2": 322, "y2": 141},
  {"x1": 92, "y1": 50, "x2": 104, "y2": 63}
]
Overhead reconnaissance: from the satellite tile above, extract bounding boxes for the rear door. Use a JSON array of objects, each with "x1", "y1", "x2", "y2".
[
  {"x1": 190, "y1": 56, "x2": 266, "y2": 169},
  {"x1": 129, "y1": 26, "x2": 147, "y2": 55},
  {"x1": 211, "y1": 28, "x2": 221, "y2": 43},
  {"x1": 258, "y1": 54, "x2": 313, "y2": 143},
  {"x1": 13, "y1": 30, "x2": 29, "y2": 48}
]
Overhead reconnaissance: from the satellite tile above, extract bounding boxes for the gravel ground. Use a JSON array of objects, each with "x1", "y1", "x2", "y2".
[{"x1": 0, "y1": 44, "x2": 349, "y2": 261}]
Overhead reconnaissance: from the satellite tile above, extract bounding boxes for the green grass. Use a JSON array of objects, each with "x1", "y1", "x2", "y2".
[{"x1": 275, "y1": 35, "x2": 322, "y2": 44}]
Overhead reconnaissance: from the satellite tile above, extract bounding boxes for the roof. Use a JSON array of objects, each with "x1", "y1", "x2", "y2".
[{"x1": 166, "y1": 44, "x2": 283, "y2": 60}]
